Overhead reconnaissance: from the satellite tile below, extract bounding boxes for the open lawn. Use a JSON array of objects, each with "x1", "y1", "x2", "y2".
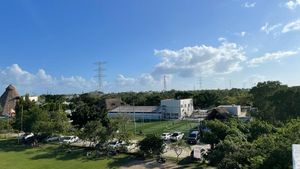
[
  {"x1": 126, "y1": 120, "x2": 199, "y2": 136},
  {"x1": 0, "y1": 139, "x2": 132, "y2": 169}
]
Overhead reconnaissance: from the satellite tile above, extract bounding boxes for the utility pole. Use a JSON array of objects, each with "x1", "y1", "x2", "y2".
[
  {"x1": 21, "y1": 105, "x2": 23, "y2": 132},
  {"x1": 229, "y1": 80, "x2": 232, "y2": 89},
  {"x1": 133, "y1": 99, "x2": 136, "y2": 135},
  {"x1": 94, "y1": 61, "x2": 106, "y2": 92}
]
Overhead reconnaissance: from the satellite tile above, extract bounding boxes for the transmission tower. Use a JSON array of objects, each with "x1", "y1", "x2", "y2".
[
  {"x1": 94, "y1": 61, "x2": 106, "y2": 92},
  {"x1": 198, "y1": 77, "x2": 202, "y2": 90},
  {"x1": 163, "y1": 75, "x2": 167, "y2": 92}
]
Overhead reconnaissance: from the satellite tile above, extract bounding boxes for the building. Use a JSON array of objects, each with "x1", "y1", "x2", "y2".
[
  {"x1": 108, "y1": 106, "x2": 162, "y2": 120},
  {"x1": 293, "y1": 144, "x2": 300, "y2": 169},
  {"x1": 161, "y1": 99, "x2": 194, "y2": 119},
  {"x1": 105, "y1": 98, "x2": 125, "y2": 111},
  {"x1": 22, "y1": 96, "x2": 39, "y2": 102},
  {"x1": 218, "y1": 105, "x2": 245, "y2": 117},
  {"x1": 0, "y1": 85, "x2": 20, "y2": 117}
]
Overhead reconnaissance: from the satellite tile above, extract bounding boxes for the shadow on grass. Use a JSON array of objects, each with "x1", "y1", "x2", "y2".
[
  {"x1": 30, "y1": 145, "x2": 90, "y2": 161},
  {"x1": 107, "y1": 155, "x2": 141, "y2": 169},
  {"x1": 0, "y1": 139, "x2": 32, "y2": 152},
  {"x1": 178, "y1": 156, "x2": 206, "y2": 169}
]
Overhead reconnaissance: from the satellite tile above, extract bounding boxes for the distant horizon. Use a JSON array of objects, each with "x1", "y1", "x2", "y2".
[
  {"x1": 2, "y1": 80, "x2": 298, "y2": 96},
  {"x1": 1, "y1": 1, "x2": 300, "y2": 94}
]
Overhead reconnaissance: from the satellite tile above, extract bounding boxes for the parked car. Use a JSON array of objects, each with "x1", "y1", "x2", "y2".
[
  {"x1": 187, "y1": 130, "x2": 200, "y2": 144},
  {"x1": 170, "y1": 132, "x2": 184, "y2": 141},
  {"x1": 22, "y1": 133, "x2": 34, "y2": 140},
  {"x1": 45, "y1": 135, "x2": 63, "y2": 142},
  {"x1": 108, "y1": 140, "x2": 126, "y2": 149},
  {"x1": 62, "y1": 136, "x2": 79, "y2": 144},
  {"x1": 161, "y1": 133, "x2": 172, "y2": 141}
]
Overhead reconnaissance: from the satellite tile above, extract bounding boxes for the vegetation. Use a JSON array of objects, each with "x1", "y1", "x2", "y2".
[
  {"x1": 138, "y1": 134, "x2": 165, "y2": 158},
  {"x1": 0, "y1": 139, "x2": 130, "y2": 169},
  {"x1": 170, "y1": 139, "x2": 190, "y2": 163}
]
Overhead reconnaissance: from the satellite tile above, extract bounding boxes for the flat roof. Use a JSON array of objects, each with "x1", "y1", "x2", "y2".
[{"x1": 110, "y1": 106, "x2": 160, "y2": 113}]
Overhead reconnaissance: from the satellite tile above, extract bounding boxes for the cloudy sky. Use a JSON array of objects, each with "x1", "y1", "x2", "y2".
[{"x1": 1, "y1": 0, "x2": 300, "y2": 95}]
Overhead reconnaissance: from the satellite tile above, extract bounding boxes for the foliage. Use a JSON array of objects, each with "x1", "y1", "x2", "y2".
[
  {"x1": 204, "y1": 117, "x2": 300, "y2": 169},
  {"x1": 193, "y1": 91, "x2": 220, "y2": 109},
  {"x1": 170, "y1": 139, "x2": 190, "y2": 162},
  {"x1": 138, "y1": 134, "x2": 165, "y2": 157},
  {"x1": 80, "y1": 120, "x2": 108, "y2": 146},
  {"x1": 70, "y1": 93, "x2": 108, "y2": 129}
]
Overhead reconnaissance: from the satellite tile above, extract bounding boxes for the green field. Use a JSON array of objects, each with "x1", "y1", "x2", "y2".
[
  {"x1": 125, "y1": 120, "x2": 199, "y2": 136},
  {"x1": 0, "y1": 139, "x2": 131, "y2": 169}
]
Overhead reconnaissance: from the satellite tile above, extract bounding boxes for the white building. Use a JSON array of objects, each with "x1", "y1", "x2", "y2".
[
  {"x1": 108, "y1": 106, "x2": 162, "y2": 120},
  {"x1": 161, "y1": 99, "x2": 194, "y2": 119},
  {"x1": 293, "y1": 144, "x2": 300, "y2": 169},
  {"x1": 218, "y1": 105, "x2": 243, "y2": 117},
  {"x1": 22, "y1": 96, "x2": 39, "y2": 102}
]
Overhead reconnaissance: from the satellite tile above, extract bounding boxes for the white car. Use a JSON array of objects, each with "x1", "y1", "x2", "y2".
[
  {"x1": 62, "y1": 136, "x2": 79, "y2": 144},
  {"x1": 170, "y1": 132, "x2": 184, "y2": 141},
  {"x1": 22, "y1": 133, "x2": 34, "y2": 140},
  {"x1": 46, "y1": 135, "x2": 63, "y2": 142},
  {"x1": 108, "y1": 140, "x2": 126, "y2": 149},
  {"x1": 161, "y1": 133, "x2": 171, "y2": 141}
]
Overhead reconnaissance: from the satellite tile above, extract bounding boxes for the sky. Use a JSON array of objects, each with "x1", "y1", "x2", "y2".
[{"x1": 0, "y1": 0, "x2": 300, "y2": 95}]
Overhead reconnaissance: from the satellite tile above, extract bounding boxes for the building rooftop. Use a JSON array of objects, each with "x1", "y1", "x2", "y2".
[{"x1": 110, "y1": 106, "x2": 161, "y2": 113}]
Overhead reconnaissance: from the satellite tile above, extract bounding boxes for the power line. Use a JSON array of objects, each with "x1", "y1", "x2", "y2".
[{"x1": 94, "y1": 61, "x2": 106, "y2": 92}]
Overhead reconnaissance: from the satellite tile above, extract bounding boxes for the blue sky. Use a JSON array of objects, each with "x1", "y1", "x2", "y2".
[{"x1": 1, "y1": 0, "x2": 300, "y2": 94}]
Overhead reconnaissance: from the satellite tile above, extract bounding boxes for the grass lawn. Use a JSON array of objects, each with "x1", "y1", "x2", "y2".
[
  {"x1": 125, "y1": 120, "x2": 199, "y2": 137},
  {"x1": 0, "y1": 139, "x2": 132, "y2": 169}
]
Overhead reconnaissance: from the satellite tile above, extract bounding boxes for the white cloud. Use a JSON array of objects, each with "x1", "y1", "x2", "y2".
[
  {"x1": 248, "y1": 50, "x2": 298, "y2": 66},
  {"x1": 115, "y1": 73, "x2": 167, "y2": 91},
  {"x1": 152, "y1": 40, "x2": 247, "y2": 78},
  {"x1": 116, "y1": 74, "x2": 136, "y2": 86},
  {"x1": 244, "y1": 2, "x2": 256, "y2": 8},
  {"x1": 260, "y1": 22, "x2": 282, "y2": 34},
  {"x1": 285, "y1": 0, "x2": 300, "y2": 10},
  {"x1": 0, "y1": 64, "x2": 97, "y2": 94},
  {"x1": 240, "y1": 31, "x2": 246, "y2": 37},
  {"x1": 282, "y1": 19, "x2": 300, "y2": 33},
  {"x1": 235, "y1": 31, "x2": 246, "y2": 37}
]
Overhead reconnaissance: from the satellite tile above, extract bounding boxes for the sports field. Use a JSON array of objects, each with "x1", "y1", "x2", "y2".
[{"x1": 126, "y1": 120, "x2": 199, "y2": 136}]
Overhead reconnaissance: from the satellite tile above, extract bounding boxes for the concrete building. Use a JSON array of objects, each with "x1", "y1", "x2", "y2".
[
  {"x1": 27, "y1": 96, "x2": 39, "y2": 102},
  {"x1": 161, "y1": 99, "x2": 194, "y2": 119},
  {"x1": 293, "y1": 144, "x2": 300, "y2": 169},
  {"x1": 218, "y1": 105, "x2": 244, "y2": 117},
  {"x1": 108, "y1": 106, "x2": 162, "y2": 120}
]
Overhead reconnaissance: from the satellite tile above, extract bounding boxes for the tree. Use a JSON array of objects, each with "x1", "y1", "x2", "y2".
[
  {"x1": 170, "y1": 139, "x2": 190, "y2": 163},
  {"x1": 49, "y1": 111, "x2": 71, "y2": 135},
  {"x1": 110, "y1": 114, "x2": 133, "y2": 144},
  {"x1": 250, "y1": 81, "x2": 287, "y2": 122},
  {"x1": 202, "y1": 120, "x2": 231, "y2": 148},
  {"x1": 248, "y1": 119, "x2": 274, "y2": 141},
  {"x1": 80, "y1": 120, "x2": 108, "y2": 147},
  {"x1": 193, "y1": 91, "x2": 220, "y2": 109},
  {"x1": 138, "y1": 134, "x2": 165, "y2": 158}
]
